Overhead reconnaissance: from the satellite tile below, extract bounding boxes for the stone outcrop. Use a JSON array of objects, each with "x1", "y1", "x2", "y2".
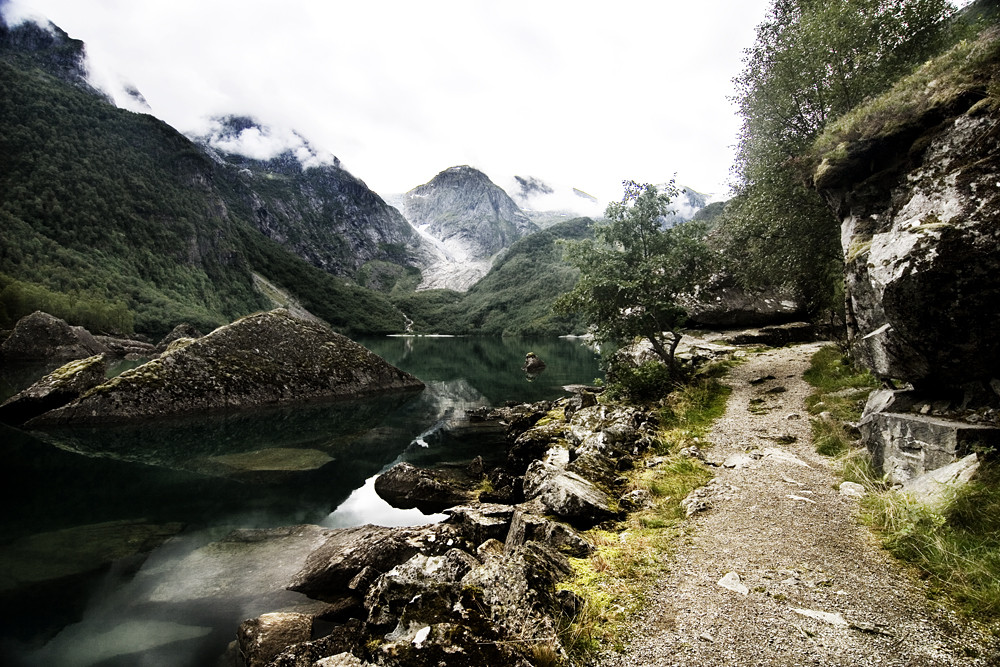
[
  {"x1": 0, "y1": 311, "x2": 108, "y2": 362},
  {"x1": 373, "y1": 463, "x2": 474, "y2": 513},
  {"x1": 859, "y1": 388, "x2": 1000, "y2": 486},
  {"x1": 26, "y1": 310, "x2": 423, "y2": 425},
  {"x1": 812, "y1": 30, "x2": 1000, "y2": 487},
  {"x1": 226, "y1": 396, "x2": 661, "y2": 666},
  {"x1": 813, "y1": 32, "x2": 1000, "y2": 389},
  {"x1": 0, "y1": 354, "x2": 107, "y2": 426}
]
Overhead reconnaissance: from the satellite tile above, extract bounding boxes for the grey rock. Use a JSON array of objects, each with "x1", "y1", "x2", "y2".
[
  {"x1": 155, "y1": 322, "x2": 203, "y2": 352},
  {"x1": 505, "y1": 502, "x2": 593, "y2": 557},
  {"x1": 902, "y1": 453, "x2": 980, "y2": 509},
  {"x1": 0, "y1": 353, "x2": 107, "y2": 425},
  {"x1": 374, "y1": 463, "x2": 473, "y2": 513},
  {"x1": 28, "y1": 310, "x2": 423, "y2": 425},
  {"x1": 682, "y1": 273, "x2": 805, "y2": 328},
  {"x1": 718, "y1": 571, "x2": 749, "y2": 595},
  {"x1": 861, "y1": 410, "x2": 999, "y2": 484},
  {"x1": 820, "y1": 101, "x2": 1000, "y2": 388},
  {"x1": 443, "y1": 503, "x2": 515, "y2": 546},
  {"x1": 523, "y1": 462, "x2": 616, "y2": 528},
  {"x1": 461, "y1": 541, "x2": 571, "y2": 643},
  {"x1": 839, "y1": 482, "x2": 866, "y2": 498},
  {"x1": 289, "y1": 523, "x2": 465, "y2": 602},
  {"x1": 0, "y1": 311, "x2": 109, "y2": 361}
]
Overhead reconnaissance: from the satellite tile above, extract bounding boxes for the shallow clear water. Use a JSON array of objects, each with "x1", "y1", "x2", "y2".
[{"x1": 0, "y1": 336, "x2": 599, "y2": 666}]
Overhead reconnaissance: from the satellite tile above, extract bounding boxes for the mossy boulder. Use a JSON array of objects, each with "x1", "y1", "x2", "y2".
[
  {"x1": 27, "y1": 310, "x2": 423, "y2": 425},
  {"x1": 0, "y1": 354, "x2": 108, "y2": 425}
]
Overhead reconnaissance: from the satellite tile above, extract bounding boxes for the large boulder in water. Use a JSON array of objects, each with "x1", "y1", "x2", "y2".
[
  {"x1": 0, "y1": 311, "x2": 108, "y2": 361},
  {"x1": 27, "y1": 309, "x2": 423, "y2": 425}
]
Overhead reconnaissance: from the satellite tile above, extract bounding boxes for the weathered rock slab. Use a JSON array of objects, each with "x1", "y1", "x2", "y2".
[
  {"x1": 374, "y1": 463, "x2": 473, "y2": 513},
  {"x1": 861, "y1": 411, "x2": 999, "y2": 484}
]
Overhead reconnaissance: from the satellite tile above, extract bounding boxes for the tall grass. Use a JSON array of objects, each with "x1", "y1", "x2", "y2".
[
  {"x1": 861, "y1": 463, "x2": 1000, "y2": 618},
  {"x1": 803, "y1": 345, "x2": 878, "y2": 456}
]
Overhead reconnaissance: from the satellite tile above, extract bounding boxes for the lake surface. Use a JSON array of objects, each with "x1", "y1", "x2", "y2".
[{"x1": 0, "y1": 336, "x2": 600, "y2": 667}]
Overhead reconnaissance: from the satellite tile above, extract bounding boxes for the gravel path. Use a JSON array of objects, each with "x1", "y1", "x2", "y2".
[{"x1": 598, "y1": 342, "x2": 998, "y2": 667}]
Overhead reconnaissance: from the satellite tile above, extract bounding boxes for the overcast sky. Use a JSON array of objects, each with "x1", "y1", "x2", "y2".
[{"x1": 4, "y1": 0, "x2": 774, "y2": 205}]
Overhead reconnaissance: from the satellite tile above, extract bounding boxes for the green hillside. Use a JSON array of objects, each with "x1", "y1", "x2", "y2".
[{"x1": 0, "y1": 21, "x2": 407, "y2": 337}]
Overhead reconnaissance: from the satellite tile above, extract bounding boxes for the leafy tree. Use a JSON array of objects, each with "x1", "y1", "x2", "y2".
[
  {"x1": 722, "y1": 0, "x2": 955, "y2": 315},
  {"x1": 554, "y1": 181, "x2": 713, "y2": 378}
]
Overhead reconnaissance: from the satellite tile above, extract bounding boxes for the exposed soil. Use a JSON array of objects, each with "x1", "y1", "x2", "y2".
[{"x1": 598, "y1": 342, "x2": 999, "y2": 666}]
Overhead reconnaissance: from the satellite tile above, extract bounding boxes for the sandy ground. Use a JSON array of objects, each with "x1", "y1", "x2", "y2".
[{"x1": 597, "y1": 342, "x2": 999, "y2": 667}]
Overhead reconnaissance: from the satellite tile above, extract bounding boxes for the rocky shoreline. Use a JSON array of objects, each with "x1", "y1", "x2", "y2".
[{"x1": 217, "y1": 393, "x2": 662, "y2": 667}]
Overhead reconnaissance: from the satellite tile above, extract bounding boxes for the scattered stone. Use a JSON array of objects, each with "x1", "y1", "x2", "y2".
[
  {"x1": 765, "y1": 386, "x2": 788, "y2": 394},
  {"x1": 761, "y1": 448, "x2": 811, "y2": 468},
  {"x1": 786, "y1": 495, "x2": 817, "y2": 504},
  {"x1": 792, "y1": 607, "x2": 849, "y2": 627},
  {"x1": 722, "y1": 452, "x2": 756, "y2": 469},
  {"x1": 781, "y1": 475, "x2": 805, "y2": 487},
  {"x1": 839, "y1": 482, "x2": 866, "y2": 498},
  {"x1": 718, "y1": 571, "x2": 749, "y2": 595},
  {"x1": 750, "y1": 375, "x2": 777, "y2": 385},
  {"x1": 698, "y1": 632, "x2": 715, "y2": 643},
  {"x1": 901, "y1": 453, "x2": 980, "y2": 509}
]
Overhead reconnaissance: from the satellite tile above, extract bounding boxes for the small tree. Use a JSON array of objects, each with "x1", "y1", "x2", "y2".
[{"x1": 554, "y1": 180, "x2": 713, "y2": 379}]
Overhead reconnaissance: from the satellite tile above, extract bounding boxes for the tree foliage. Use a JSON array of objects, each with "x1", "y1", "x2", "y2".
[
  {"x1": 554, "y1": 181, "x2": 713, "y2": 376},
  {"x1": 721, "y1": 0, "x2": 955, "y2": 315}
]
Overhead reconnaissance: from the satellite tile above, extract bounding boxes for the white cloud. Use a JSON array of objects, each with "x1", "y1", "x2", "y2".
[{"x1": 4, "y1": 0, "x2": 777, "y2": 204}]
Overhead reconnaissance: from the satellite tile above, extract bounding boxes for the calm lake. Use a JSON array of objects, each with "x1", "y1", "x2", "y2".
[{"x1": 0, "y1": 335, "x2": 601, "y2": 667}]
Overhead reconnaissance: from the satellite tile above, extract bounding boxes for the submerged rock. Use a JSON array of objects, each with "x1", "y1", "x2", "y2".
[
  {"x1": 239, "y1": 612, "x2": 313, "y2": 667},
  {"x1": 0, "y1": 354, "x2": 107, "y2": 426},
  {"x1": 27, "y1": 309, "x2": 423, "y2": 425}
]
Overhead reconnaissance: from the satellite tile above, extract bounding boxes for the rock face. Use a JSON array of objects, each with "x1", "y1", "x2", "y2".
[
  {"x1": 0, "y1": 354, "x2": 107, "y2": 426},
  {"x1": 812, "y1": 31, "x2": 1000, "y2": 486},
  {"x1": 814, "y1": 59, "x2": 1000, "y2": 388},
  {"x1": 402, "y1": 166, "x2": 539, "y2": 290},
  {"x1": 198, "y1": 116, "x2": 424, "y2": 279},
  {"x1": 0, "y1": 311, "x2": 109, "y2": 362},
  {"x1": 28, "y1": 310, "x2": 423, "y2": 425}
]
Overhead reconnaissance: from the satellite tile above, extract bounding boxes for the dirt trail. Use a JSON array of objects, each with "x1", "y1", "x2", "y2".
[{"x1": 598, "y1": 342, "x2": 997, "y2": 666}]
